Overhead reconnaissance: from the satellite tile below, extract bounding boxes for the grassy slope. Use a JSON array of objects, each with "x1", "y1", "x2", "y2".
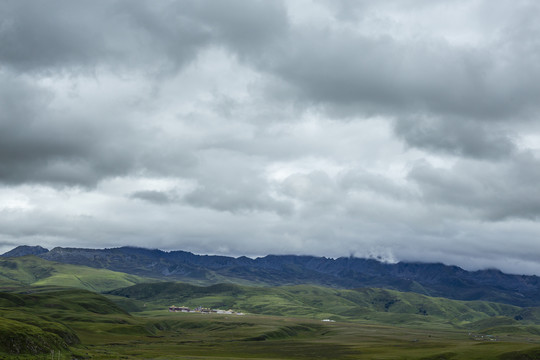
[
  {"x1": 1, "y1": 286, "x2": 540, "y2": 359},
  {"x1": 3, "y1": 260, "x2": 540, "y2": 359},
  {"x1": 108, "y1": 282, "x2": 537, "y2": 331},
  {"x1": 0, "y1": 288, "x2": 140, "y2": 356},
  {"x1": 0, "y1": 256, "x2": 149, "y2": 292},
  {"x1": 88, "y1": 313, "x2": 540, "y2": 360}
]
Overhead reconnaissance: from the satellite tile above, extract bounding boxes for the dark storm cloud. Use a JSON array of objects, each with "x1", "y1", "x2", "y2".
[
  {"x1": 409, "y1": 152, "x2": 540, "y2": 220},
  {"x1": 2, "y1": 0, "x2": 538, "y2": 172},
  {"x1": 0, "y1": 0, "x2": 211, "y2": 72},
  {"x1": 224, "y1": 1, "x2": 540, "y2": 159},
  {"x1": 395, "y1": 116, "x2": 516, "y2": 159},
  {"x1": 0, "y1": 0, "x2": 110, "y2": 71},
  {"x1": 251, "y1": 27, "x2": 539, "y2": 121},
  {"x1": 0, "y1": 67, "x2": 197, "y2": 187},
  {"x1": 0, "y1": 0, "x2": 286, "y2": 74},
  {"x1": 0, "y1": 71, "x2": 136, "y2": 186},
  {"x1": 0, "y1": 0, "x2": 287, "y2": 187}
]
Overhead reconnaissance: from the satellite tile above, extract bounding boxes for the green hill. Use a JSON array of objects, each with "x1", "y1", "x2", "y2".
[
  {"x1": 108, "y1": 282, "x2": 539, "y2": 329},
  {"x1": 0, "y1": 256, "x2": 150, "y2": 292},
  {"x1": 0, "y1": 287, "x2": 138, "y2": 356},
  {"x1": 3, "y1": 285, "x2": 540, "y2": 359}
]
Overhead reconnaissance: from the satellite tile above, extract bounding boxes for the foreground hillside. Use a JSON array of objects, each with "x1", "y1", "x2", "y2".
[
  {"x1": 0, "y1": 256, "x2": 149, "y2": 292},
  {"x1": 0, "y1": 288, "x2": 131, "y2": 356},
  {"x1": 3, "y1": 286, "x2": 540, "y2": 359},
  {"x1": 5, "y1": 245, "x2": 540, "y2": 307}
]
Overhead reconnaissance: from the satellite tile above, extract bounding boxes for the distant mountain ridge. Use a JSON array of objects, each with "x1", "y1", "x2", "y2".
[{"x1": 3, "y1": 245, "x2": 540, "y2": 306}]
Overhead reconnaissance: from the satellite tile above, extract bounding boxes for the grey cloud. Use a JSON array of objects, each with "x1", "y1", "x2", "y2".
[
  {"x1": 280, "y1": 171, "x2": 337, "y2": 208},
  {"x1": 182, "y1": 0, "x2": 288, "y2": 54},
  {"x1": 184, "y1": 185, "x2": 290, "y2": 215},
  {"x1": 0, "y1": 0, "x2": 110, "y2": 71},
  {"x1": 226, "y1": 2, "x2": 540, "y2": 158},
  {"x1": 395, "y1": 116, "x2": 516, "y2": 159},
  {"x1": 0, "y1": 240, "x2": 15, "y2": 249},
  {"x1": 277, "y1": 170, "x2": 417, "y2": 221},
  {"x1": 252, "y1": 27, "x2": 530, "y2": 120},
  {"x1": 0, "y1": 72, "x2": 136, "y2": 187},
  {"x1": 130, "y1": 190, "x2": 172, "y2": 204},
  {"x1": 3, "y1": 0, "x2": 540, "y2": 275},
  {"x1": 0, "y1": 0, "x2": 286, "y2": 74},
  {"x1": 326, "y1": 0, "x2": 437, "y2": 21},
  {"x1": 6, "y1": 0, "x2": 534, "y2": 167},
  {"x1": 0, "y1": 0, "x2": 212, "y2": 73},
  {"x1": 0, "y1": 0, "x2": 288, "y2": 188},
  {"x1": 183, "y1": 150, "x2": 292, "y2": 215},
  {"x1": 409, "y1": 152, "x2": 540, "y2": 220},
  {"x1": 339, "y1": 170, "x2": 415, "y2": 201}
]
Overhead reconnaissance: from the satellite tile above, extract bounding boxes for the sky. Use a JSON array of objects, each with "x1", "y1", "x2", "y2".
[{"x1": 1, "y1": 0, "x2": 540, "y2": 275}]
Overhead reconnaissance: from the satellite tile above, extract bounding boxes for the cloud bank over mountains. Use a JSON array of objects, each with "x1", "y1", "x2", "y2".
[{"x1": 1, "y1": 0, "x2": 540, "y2": 274}]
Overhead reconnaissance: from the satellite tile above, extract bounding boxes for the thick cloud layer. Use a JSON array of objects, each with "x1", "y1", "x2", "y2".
[{"x1": 2, "y1": 0, "x2": 540, "y2": 275}]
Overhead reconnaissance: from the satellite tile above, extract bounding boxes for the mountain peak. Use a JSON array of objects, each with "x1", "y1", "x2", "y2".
[{"x1": 1, "y1": 245, "x2": 49, "y2": 258}]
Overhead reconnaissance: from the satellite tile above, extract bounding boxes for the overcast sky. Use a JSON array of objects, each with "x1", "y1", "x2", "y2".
[{"x1": 2, "y1": 0, "x2": 540, "y2": 275}]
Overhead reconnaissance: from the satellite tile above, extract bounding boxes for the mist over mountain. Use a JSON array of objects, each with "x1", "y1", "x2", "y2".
[{"x1": 3, "y1": 245, "x2": 540, "y2": 307}]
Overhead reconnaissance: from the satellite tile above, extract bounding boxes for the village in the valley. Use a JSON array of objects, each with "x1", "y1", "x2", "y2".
[{"x1": 169, "y1": 305, "x2": 245, "y2": 316}]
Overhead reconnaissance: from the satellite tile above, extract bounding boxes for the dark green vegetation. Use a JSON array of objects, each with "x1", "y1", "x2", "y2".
[
  {"x1": 2, "y1": 252, "x2": 540, "y2": 359},
  {"x1": 10, "y1": 245, "x2": 540, "y2": 307}
]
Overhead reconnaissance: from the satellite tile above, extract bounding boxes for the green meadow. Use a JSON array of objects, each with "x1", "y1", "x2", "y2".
[
  {"x1": 0, "y1": 256, "x2": 149, "y2": 292},
  {"x1": 2, "y1": 257, "x2": 540, "y2": 359}
]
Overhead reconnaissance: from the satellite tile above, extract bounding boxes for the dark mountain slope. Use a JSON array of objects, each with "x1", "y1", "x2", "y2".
[
  {"x1": 3, "y1": 245, "x2": 540, "y2": 306},
  {"x1": 0, "y1": 245, "x2": 48, "y2": 258}
]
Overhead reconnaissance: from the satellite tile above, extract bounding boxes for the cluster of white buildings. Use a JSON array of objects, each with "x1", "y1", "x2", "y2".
[{"x1": 168, "y1": 305, "x2": 244, "y2": 315}]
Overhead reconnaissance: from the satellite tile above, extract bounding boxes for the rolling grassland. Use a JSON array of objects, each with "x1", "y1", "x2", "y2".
[
  {"x1": 108, "y1": 282, "x2": 540, "y2": 329},
  {"x1": 3, "y1": 290, "x2": 540, "y2": 360},
  {"x1": 2, "y1": 257, "x2": 540, "y2": 358}
]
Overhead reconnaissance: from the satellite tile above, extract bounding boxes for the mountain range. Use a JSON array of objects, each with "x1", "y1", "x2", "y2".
[{"x1": 3, "y1": 245, "x2": 540, "y2": 307}]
